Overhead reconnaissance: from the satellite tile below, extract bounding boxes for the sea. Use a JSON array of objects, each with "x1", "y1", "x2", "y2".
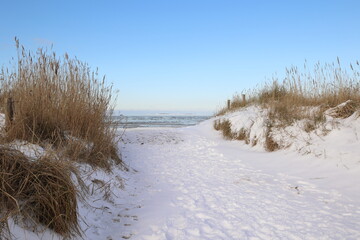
[{"x1": 112, "y1": 111, "x2": 212, "y2": 128}]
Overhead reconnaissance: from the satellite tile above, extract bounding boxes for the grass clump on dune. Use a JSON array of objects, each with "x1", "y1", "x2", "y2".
[
  {"x1": 0, "y1": 147, "x2": 79, "y2": 238},
  {"x1": 218, "y1": 58, "x2": 360, "y2": 119},
  {"x1": 215, "y1": 58, "x2": 360, "y2": 150},
  {"x1": 0, "y1": 38, "x2": 121, "y2": 170},
  {"x1": 214, "y1": 119, "x2": 233, "y2": 140}
]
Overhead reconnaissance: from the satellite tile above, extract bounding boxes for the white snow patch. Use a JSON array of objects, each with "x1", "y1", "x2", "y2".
[
  {"x1": 5, "y1": 140, "x2": 46, "y2": 159},
  {"x1": 0, "y1": 113, "x2": 5, "y2": 128}
]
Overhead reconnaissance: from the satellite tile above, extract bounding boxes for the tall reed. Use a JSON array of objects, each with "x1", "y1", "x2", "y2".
[
  {"x1": 217, "y1": 59, "x2": 360, "y2": 123},
  {"x1": 215, "y1": 59, "x2": 360, "y2": 150},
  {"x1": 0, "y1": 38, "x2": 121, "y2": 169}
]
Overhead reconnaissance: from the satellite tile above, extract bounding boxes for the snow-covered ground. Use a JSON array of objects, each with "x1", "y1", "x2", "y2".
[
  {"x1": 113, "y1": 120, "x2": 360, "y2": 240},
  {"x1": 7, "y1": 109, "x2": 360, "y2": 239}
]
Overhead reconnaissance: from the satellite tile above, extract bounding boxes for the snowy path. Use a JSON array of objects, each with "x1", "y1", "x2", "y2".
[{"x1": 117, "y1": 122, "x2": 360, "y2": 240}]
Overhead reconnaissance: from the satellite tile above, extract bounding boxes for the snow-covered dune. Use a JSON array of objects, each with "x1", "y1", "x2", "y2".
[{"x1": 214, "y1": 104, "x2": 360, "y2": 172}]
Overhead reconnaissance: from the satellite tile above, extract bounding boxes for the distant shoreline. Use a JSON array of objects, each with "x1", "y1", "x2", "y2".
[
  {"x1": 114, "y1": 110, "x2": 213, "y2": 117},
  {"x1": 112, "y1": 115, "x2": 211, "y2": 128}
]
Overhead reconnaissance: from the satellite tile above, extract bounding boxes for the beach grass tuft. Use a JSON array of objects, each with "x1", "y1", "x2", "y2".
[
  {"x1": 215, "y1": 59, "x2": 360, "y2": 151},
  {"x1": 0, "y1": 38, "x2": 122, "y2": 170},
  {"x1": 0, "y1": 147, "x2": 79, "y2": 238}
]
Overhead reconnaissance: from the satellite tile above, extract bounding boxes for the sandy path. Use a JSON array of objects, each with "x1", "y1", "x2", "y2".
[{"x1": 116, "y1": 124, "x2": 360, "y2": 240}]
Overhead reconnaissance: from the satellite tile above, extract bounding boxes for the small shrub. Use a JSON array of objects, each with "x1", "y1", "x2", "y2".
[
  {"x1": 213, "y1": 119, "x2": 233, "y2": 140},
  {"x1": 264, "y1": 122, "x2": 279, "y2": 152},
  {"x1": 236, "y1": 128, "x2": 247, "y2": 141},
  {"x1": 213, "y1": 119, "x2": 221, "y2": 130},
  {"x1": 221, "y1": 120, "x2": 233, "y2": 139},
  {"x1": 265, "y1": 132, "x2": 279, "y2": 152}
]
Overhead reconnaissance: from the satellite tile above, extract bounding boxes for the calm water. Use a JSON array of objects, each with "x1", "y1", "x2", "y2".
[{"x1": 112, "y1": 115, "x2": 211, "y2": 128}]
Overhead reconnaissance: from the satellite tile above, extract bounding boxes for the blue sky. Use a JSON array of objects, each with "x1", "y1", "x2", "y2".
[{"x1": 1, "y1": 0, "x2": 359, "y2": 113}]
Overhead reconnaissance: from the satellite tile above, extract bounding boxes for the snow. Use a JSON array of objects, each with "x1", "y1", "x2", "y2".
[
  {"x1": 6, "y1": 140, "x2": 46, "y2": 159},
  {"x1": 5, "y1": 106, "x2": 360, "y2": 239},
  {"x1": 114, "y1": 121, "x2": 360, "y2": 239},
  {"x1": 215, "y1": 105, "x2": 360, "y2": 172}
]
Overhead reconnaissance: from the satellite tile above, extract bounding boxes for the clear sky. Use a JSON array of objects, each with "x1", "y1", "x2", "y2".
[{"x1": 1, "y1": 0, "x2": 359, "y2": 113}]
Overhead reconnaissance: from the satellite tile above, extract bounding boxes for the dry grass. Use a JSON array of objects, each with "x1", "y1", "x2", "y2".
[
  {"x1": 264, "y1": 122, "x2": 279, "y2": 152},
  {"x1": 0, "y1": 147, "x2": 79, "y2": 238},
  {"x1": 215, "y1": 59, "x2": 360, "y2": 151},
  {"x1": 213, "y1": 119, "x2": 233, "y2": 139},
  {"x1": 0, "y1": 38, "x2": 122, "y2": 170},
  {"x1": 235, "y1": 128, "x2": 247, "y2": 141},
  {"x1": 217, "y1": 59, "x2": 360, "y2": 122},
  {"x1": 325, "y1": 100, "x2": 359, "y2": 119},
  {"x1": 217, "y1": 59, "x2": 360, "y2": 113},
  {"x1": 0, "y1": 39, "x2": 124, "y2": 238}
]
